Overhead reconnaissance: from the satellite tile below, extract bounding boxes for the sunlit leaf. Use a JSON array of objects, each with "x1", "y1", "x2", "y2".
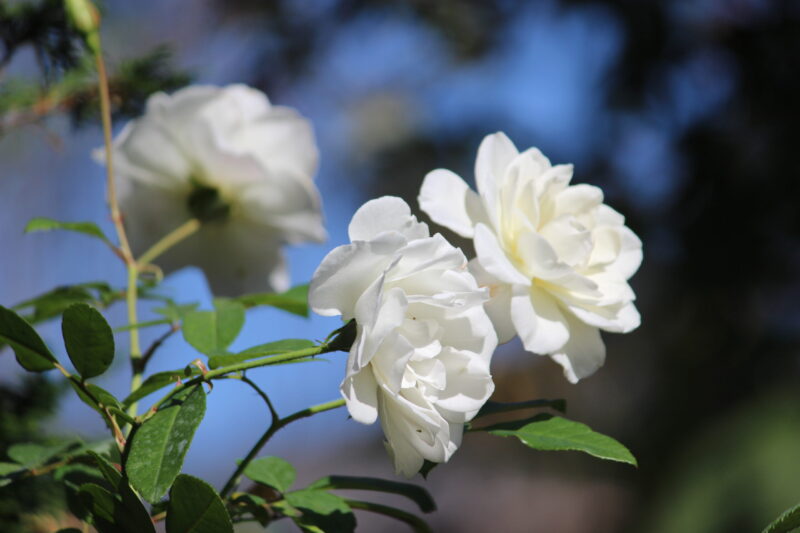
[
  {"x1": 486, "y1": 414, "x2": 637, "y2": 466},
  {"x1": 152, "y1": 301, "x2": 199, "y2": 322},
  {"x1": 182, "y1": 299, "x2": 245, "y2": 356},
  {"x1": 237, "y1": 284, "x2": 309, "y2": 317},
  {"x1": 208, "y1": 339, "x2": 315, "y2": 369},
  {"x1": 243, "y1": 456, "x2": 296, "y2": 493},
  {"x1": 126, "y1": 385, "x2": 206, "y2": 503},
  {"x1": 25, "y1": 217, "x2": 111, "y2": 245}
]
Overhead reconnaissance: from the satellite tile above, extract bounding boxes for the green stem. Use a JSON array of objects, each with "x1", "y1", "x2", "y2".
[
  {"x1": 92, "y1": 35, "x2": 143, "y2": 427},
  {"x1": 235, "y1": 375, "x2": 278, "y2": 422},
  {"x1": 345, "y1": 500, "x2": 432, "y2": 533},
  {"x1": 125, "y1": 219, "x2": 201, "y2": 420},
  {"x1": 125, "y1": 264, "x2": 142, "y2": 421},
  {"x1": 145, "y1": 344, "x2": 334, "y2": 418},
  {"x1": 95, "y1": 41, "x2": 132, "y2": 263},
  {"x1": 113, "y1": 318, "x2": 171, "y2": 332},
  {"x1": 219, "y1": 397, "x2": 346, "y2": 499},
  {"x1": 137, "y1": 218, "x2": 201, "y2": 266}
]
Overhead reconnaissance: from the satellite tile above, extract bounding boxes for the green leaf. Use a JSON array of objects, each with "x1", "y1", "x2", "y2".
[
  {"x1": 242, "y1": 456, "x2": 296, "y2": 493},
  {"x1": 308, "y1": 476, "x2": 435, "y2": 513},
  {"x1": 62, "y1": 303, "x2": 115, "y2": 378},
  {"x1": 166, "y1": 474, "x2": 233, "y2": 533},
  {"x1": 286, "y1": 490, "x2": 355, "y2": 533},
  {"x1": 78, "y1": 482, "x2": 155, "y2": 533},
  {"x1": 153, "y1": 301, "x2": 199, "y2": 322},
  {"x1": 0, "y1": 462, "x2": 24, "y2": 476},
  {"x1": 122, "y1": 367, "x2": 199, "y2": 407},
  {"x1": 237, "y1": 284, "x2": 309, "y2": 317},
  {"x1": 25, "y1": 217, "x2": 111, "y2": 245},
  {"x1": 12, "y1": 283, "x2": 117, "y2": 324},
  {"x1": 0, "y1": 461, "x2": 24, "y2": 486},
  {"x1": 54, "y1": 463, "x2": 106, "y2": 490},
  {"x1": 70, "y1": 381, "x2": 123, "y2": 419},
  {"x1": 87, "y1": 451, "x2": 122, "y2": 490},
  {"x1": 126, "y1": 385, "x2": 207, "y2": 503},
  {"x1": 487, "y1": 414, "x2": 637, "y2": 466},
  {"x1": 208, "y1": 339, "x2": 315, "y2": 369},
  {"x1": 230, "y1": 493, "x2": 273, "y2": 525},
  {"x1": 7, "y1": 442, "x2": 62, "y2": 468},
  {"x1": 182, "y1": 299, "x2": 245, "y2": 356},
  {"x1": 763, "y1": 502, "x2": 800, "y2": 533},
  {"x1": 0, "y1": 305, "x2": 57, "y2": 371}
]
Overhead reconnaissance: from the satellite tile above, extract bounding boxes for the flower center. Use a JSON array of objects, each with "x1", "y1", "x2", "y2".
[{"x1": 187, "y1": 183, "x2": 230, "y2": 223}]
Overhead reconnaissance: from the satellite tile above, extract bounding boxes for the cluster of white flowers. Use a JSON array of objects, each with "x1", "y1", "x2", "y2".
[{"x1": 108, "y1": 85, "x2": 641, "y2": 476}]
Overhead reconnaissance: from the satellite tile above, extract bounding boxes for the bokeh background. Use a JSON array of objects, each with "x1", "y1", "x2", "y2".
[{"x1": 2, "y1": 0, "x2": 800, "y2": 532}]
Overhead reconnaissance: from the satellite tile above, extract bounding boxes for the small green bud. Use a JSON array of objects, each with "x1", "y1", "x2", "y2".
[
  {"x1": 64, "y1": 0, "x2": 99, "y2": 32},
  {"x1": 64, "y1": 0, "x2": 100, "y2": 53}
]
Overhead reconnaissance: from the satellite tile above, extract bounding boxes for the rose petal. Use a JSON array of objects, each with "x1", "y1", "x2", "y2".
[
  {"x1": 419, "y1": 169, "x2": 487, "y2": 238},
  {"x1": 475, "y1": 132, "x2": 519, "y2": 228},
  {"x1": 349, "y1": 196, "x2": 429, "y2": 242},
  {"x1": 474, "y1": 223, "x2": 530, "y2": 286},
  {"x1": 550, "y1": 313, "x2": 606, "y2": 383},
  {"x1": 309, "y1": 236, "x2": 402, "y2": 317},
  {"x1": 511, "y1": 285, "x2": 570, "y2": 354},
  {"x1": 341, "y1": 369, "x2": 379, "y2": 424}
]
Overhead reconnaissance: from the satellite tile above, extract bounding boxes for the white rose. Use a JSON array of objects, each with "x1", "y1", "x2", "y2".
[
  {"x1": 309, "y1": 196, "x2": 497, "y2": 477},
  {"x1": 100, "y1": 84, "x2": 326, "y2": 296},
  {"x1": 419, "y1": 132, "x2": 642, "y2": 383}
]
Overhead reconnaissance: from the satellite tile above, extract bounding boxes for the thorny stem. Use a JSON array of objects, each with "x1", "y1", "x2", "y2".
[
  {"x1": 92, "y1": 36, "x2": 144, "y2": 425},
  {"x1": 219, "y1": 397, "x2": 346, "y2": 499},
  {"x1": 143, "y1": 343, "x2": 338, "y2": 418},
  {"x1": 236, "y1": 375, "x2": 279, "y2": 423},
  {"x1": 125, "y1": 217, "x2": 201, "y2": 419},
  {"x1": 54, "y1": 363, "x2": 127, "y2": 452}
]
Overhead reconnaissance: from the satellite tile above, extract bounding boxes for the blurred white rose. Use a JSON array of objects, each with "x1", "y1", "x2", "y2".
[
  {"x1": 100, "y1": 84, "x2": 325, "y2": 295},
  {"x1": 309, "y1": 196, "x2": 497, "y2": 477},
  {"x1": 419, "y1": 132, "x2": 642, "y2": 383}
]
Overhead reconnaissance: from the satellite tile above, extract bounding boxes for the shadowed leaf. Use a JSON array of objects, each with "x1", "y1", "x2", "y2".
[
  {"x1": 62, "y1": 303, "x2": 115, "y2": 378},
  {"x1": 0, "y1": 305, "x2": 57, "y2": 371},
  {"x1": 166, "y1": 474, "x2": 233, "y2": 533}
]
